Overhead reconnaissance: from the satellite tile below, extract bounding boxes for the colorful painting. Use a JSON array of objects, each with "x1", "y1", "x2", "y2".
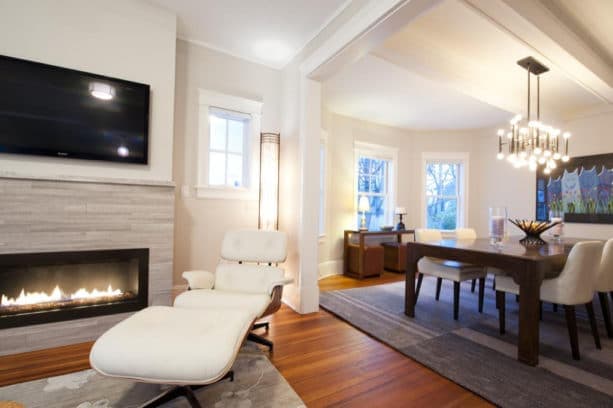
[{"x1": 536, "y1": 153, "x2": 613, "y2": 224}]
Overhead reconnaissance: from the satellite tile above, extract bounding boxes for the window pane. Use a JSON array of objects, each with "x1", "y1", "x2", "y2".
[
  {"x1": 208, "y1": 152, "x2": 226, "y2": 185},
  {"x1": 426, "y1": 197, "x2": 457, "y2": 230},
  {"x1": 370, "y1": 159, "x2": 386, "y2": 194},
  {"x1": 209, "y1": 115, "x2": 226, "y2": 151},
  {"x1": 426, "y1": 163, "x2": 458, "y2": 197},
  {"x1": 227, "y1": 153, "x2": 243, "y2": 188},
  {"x1": 227, "y1": 120, "x2": 244, "y2": 153}
]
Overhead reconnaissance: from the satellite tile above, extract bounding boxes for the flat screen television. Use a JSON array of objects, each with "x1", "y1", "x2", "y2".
[{"x1": 0, "y1": 55, "x2": 150, "y2": 164}]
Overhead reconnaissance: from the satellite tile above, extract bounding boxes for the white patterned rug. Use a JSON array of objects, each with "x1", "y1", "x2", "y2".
[{"x1": 0, "y1": 344, "x2": 304, "y2": 408}]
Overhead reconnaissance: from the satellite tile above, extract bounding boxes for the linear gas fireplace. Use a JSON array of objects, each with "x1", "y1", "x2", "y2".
[{"x1": 0, "y1": 248, "x2": 148, "y2": 329}]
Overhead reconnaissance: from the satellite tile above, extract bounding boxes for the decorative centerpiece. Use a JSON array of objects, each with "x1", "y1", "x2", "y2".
[{"x1": 509, "y1": 219, "x2": 561, "y2": 245}]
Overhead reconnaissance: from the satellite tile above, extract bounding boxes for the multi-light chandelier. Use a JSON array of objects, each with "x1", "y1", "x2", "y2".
[{"x1": 496, "y1": 57, "x2": 571, "y2": 174}]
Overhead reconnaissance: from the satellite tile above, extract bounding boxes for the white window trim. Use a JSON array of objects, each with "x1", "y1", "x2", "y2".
[
  {"x1": 196, "y1": 89, "x2": 262, "y2": 200},
  {"x1": 421, "y1": 152, "x2": 470, "y2": 229},
  {"x1": 319, "y1": 131, "x2": 329, "y2": 240},
  {"x1": 354, "y1": 141, "x2": 398, "y2": 229}
]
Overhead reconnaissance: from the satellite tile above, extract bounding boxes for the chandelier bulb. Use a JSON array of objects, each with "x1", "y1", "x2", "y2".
[
  {"x1": 544, "y1": 167, "x2": 551, "y2": 175},
  {"x1": 563, "y1": 132, "x2": 571, "y2": 139},
  {"x1": 496, "y1": 152, "x2": 505, "y2": 160},
  {"x1": 552, "y1": 152, "x2": 561, "y2": 160},
  {"x1": 562, "y1": 155, "x2": 570, "y2": 162},
  {"x1": 543, "y1": 150, "x2": 552, "y2": 158},
  {"x1": 534, "y1": 147, "x2": 542, "y2": 155}
]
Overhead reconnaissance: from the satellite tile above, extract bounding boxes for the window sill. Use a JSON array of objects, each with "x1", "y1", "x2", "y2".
[{"x1": 195, "y1": 185, "x2": 258, "y2": 201}]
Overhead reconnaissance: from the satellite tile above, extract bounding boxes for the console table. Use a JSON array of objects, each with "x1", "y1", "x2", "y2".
[{"x1": 343, "y1": 230, "x2": 415, "y2": 279}]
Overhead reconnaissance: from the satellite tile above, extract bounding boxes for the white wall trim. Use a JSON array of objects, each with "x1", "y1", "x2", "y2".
[
  {"x1": 196, "y1": 89, "x2": 262, "y2": 200},
  {"x1": 420, "y1": 152, "x2": 470, "y2": 229},
  {"x1": 318, "y1": 259, "x2": 343, "y2": 279}
]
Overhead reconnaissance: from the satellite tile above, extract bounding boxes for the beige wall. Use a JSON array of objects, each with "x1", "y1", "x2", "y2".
[
  {"x1": 319, "y1": 112, "x2": 481, "y2": 276},
  {"x1": 172, "y1": 40, "x2": 282, "y2": 285},
  {"x1": 474, "y1": 111, "x2": 613, "y2": 240},
  {"x1": 0, "y1": 0, "x2": 177, "y2": 182}
]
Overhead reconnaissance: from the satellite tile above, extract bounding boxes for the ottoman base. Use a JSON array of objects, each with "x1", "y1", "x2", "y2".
[{"x1": 139, "y1": 371, "x2": 234, "y2": 408}]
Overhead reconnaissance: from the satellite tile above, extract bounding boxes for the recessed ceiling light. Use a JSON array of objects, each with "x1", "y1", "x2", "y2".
[
  {"x1": 90, "y1": 82, "x2": 115, "y2": 100},
  {"x1": 253, "y1": 40, "x2": 291, "y2": 64}
]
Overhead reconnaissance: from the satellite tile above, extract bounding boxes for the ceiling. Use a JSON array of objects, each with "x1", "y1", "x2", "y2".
[
  {"x1": 323, "y1": 0, "x2": 613, "y2": 130},
  {"x1": 324, "y1": 54, "x2": 510, "y2": 130},
  {"x1": 148, "y1": 0, "x2": 350, "y2": 69}
]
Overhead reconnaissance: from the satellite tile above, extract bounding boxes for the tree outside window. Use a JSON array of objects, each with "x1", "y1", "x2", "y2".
[{"x1": 425, "y1": 162, "x2": 461, "y2": 229}]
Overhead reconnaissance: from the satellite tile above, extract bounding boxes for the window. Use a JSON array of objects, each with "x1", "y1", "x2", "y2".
[
  {"x1": 208, "y1": 108, "x2": 248, "y2": 188},
  {"x1": 355, "y1": 143, "x2": 397, "y2": 230},
  {"x1": 197, "y1": 90, "x2": 262, "y2": 200},
  {"x1": 422, "y1": 153, "x2": 468, "y2": 230}
]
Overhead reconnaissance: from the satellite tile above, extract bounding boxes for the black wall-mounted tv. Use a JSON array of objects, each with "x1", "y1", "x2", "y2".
[{"x1": 0, "y1": 55, "x2": 150, "y2": 164}]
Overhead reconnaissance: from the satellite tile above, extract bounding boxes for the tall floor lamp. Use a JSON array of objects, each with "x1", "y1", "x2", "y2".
[{"x1": 258, "y1": 133, "x2": 280, "y2": 231}]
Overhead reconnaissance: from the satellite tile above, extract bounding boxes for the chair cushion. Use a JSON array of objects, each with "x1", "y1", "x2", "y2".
[
  {"x1": 89, "y1": 306, "x2": 254, "y2": 385},
  {"x1": 495, "y1": 275, "x2": 519, "y2": 295},
  {"x1": 221, "y1": 230, "x2": 287, "y2": 263},
  {"x1": 174, "y1": 289, "x2": 272, "y2": 318},
  {"x1": 214, "y1": 263, "x2": 285, "y2": 294},
  {"x1": 418, "y1": 257, "x2": 486, "y2": 282}
]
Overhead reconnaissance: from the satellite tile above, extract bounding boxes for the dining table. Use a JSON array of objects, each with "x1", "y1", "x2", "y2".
[{"x1": 404, "y1": 237, "x2": 580, "y2": 366}]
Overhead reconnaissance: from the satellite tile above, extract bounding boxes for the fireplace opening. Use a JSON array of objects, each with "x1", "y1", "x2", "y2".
[{"x1": 0, "y1": 249, "x2": 148, "y2": 329}]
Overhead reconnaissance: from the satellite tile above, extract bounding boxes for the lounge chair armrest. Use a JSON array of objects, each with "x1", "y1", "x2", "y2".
[
  {"x1": 182, "y1": 270, "x2": 215, "y2": 290},
  {"x1": 268, "y1": 277, "x2": 293, "y2": 295}
]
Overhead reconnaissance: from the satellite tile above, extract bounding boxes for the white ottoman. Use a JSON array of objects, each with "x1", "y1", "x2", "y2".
[{"x1": 90, "y1": 306, "x2": 256, "y2": 407}]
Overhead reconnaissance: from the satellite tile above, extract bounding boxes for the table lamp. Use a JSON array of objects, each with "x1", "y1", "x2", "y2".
[
  {"x1": 358, "y1": 196, "x2": 370, "y2": 230},
  {"x1": 395, "y1": 207, "x2": 407, "y2": 230}
]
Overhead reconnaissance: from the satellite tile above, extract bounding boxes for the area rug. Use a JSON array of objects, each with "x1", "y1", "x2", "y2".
[
  {"x1": 0, "y1": 344, "x2": 305, "y2": 408},
  {"x1": 320, "y1": 278, "x2": 613, "y2": 408}
]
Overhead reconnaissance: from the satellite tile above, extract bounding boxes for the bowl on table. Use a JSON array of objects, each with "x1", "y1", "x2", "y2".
[{"x1": 380, "y1": 225, "x2": 394, "y2": 232}]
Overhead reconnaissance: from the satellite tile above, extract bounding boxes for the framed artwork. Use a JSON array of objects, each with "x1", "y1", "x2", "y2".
[{"x1": 536, "y1": 153, "x2": 613, "y2": 224}]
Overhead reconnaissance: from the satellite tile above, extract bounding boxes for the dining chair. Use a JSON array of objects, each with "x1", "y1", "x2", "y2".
[
  {"x1": 415, "y1": 228, "x2": 487, "y2": 320},
  {"x1": 496, "y1": 241, "x2": 604, "y2": 360},
  {"x1": 596, "y1": 238, "x2": 613, "y2": 338}
]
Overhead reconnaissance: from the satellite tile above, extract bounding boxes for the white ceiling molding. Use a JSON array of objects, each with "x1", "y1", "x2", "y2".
[
  {"x1": 302, "y1": 0, "x2": 445, "y2": 80},
  {"x1": 463, "y1": 0, "x2": 613, "y2": 104}
]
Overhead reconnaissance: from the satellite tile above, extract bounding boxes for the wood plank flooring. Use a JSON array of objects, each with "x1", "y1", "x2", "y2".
[{"x1": 0, "y1": 272, "x2": 490, "y2": 407}]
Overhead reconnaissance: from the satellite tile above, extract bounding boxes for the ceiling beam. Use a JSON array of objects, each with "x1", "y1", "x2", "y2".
[
  {"x1": 463, "y1": 0, "x2": 613, "y2": 104},
  {"x1": 302, "y1": 0, "x2": 445, "y2": 80}
]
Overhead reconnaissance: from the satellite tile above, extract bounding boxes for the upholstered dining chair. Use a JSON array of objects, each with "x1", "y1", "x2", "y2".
[
  {"x1": 174, "y1": 230, "x2": 292, "y2": 352},
  {"x1": 596, "y1": 238, "x2": 613, "y2": 338},
  {"x1": 415, "y1": 228, "x2": 487, "y2": 320},
  {"x1": 496, "y1": 241, "x2": 604, "y2": 360}
]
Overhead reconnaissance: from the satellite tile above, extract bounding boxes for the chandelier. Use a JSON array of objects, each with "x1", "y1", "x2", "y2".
[{"x1": 496, "y1": 57, "x2": 570, "y2": 174}]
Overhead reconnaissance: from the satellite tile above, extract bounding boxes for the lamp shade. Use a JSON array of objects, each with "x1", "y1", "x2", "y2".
[
  {"x1": 395, "y1": 206, "x2": 406, "y2": 215},
  {"x1": 358, "y1": 196, "x2": 370, "y2": 212},
  {"x1": 258, "y1": 133, "x2": 280, "y2": 230}
]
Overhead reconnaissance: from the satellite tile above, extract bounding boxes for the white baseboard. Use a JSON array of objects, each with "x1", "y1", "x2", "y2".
[{"x1": 318, "y1": 259, "x2": 343, "y2": 279}]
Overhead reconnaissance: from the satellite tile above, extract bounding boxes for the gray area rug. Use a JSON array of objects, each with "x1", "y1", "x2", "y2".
[
  {"x1": 0, "y1": 344, "x2": 304, "y2": 408},
  {"x1": 320, "y1": 278, "x2": 613, "y2": 408}
]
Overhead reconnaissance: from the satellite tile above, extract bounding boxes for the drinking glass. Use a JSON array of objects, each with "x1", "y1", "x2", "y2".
[
  {"x1": 489, "y1": 207, "x2": 508, "y2": 245},
  {"x1": 549, "y1": 210, "x2": 564, "y2": 242}
]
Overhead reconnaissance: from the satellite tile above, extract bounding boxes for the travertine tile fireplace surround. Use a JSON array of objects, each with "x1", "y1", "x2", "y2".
[{"x1": 0, "y1": 174, "x2": 174, "y2": 355}]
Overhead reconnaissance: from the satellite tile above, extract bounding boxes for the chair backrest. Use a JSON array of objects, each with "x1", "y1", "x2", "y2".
[
  {"x1": 454, "y1": 228, "x2": 477, "y2": 239},
  {"x1": 221, "y1": 229, "x2": 287, "y2": 263},
  {"x1": 555, "y1": 241, "x2": 604, "y2": 303},
  {"x1": 596, "y1": 239, "x2": 613, "y2": 292},
  {"x1": 415, "y1": 229, "x2": 443, "y2": 242},
  {"x1": 216, "y1": 230, "x2": 287, "y2": 294}
]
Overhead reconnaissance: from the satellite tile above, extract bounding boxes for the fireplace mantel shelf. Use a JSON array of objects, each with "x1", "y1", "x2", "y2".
[{"x1": 0, "y1": 172, "x2": 175, "y2": 188}]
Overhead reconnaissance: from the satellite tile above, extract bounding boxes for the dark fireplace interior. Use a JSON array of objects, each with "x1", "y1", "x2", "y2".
[{"x1": 0, "y1": 249, "x2": 148, "y2": 329}]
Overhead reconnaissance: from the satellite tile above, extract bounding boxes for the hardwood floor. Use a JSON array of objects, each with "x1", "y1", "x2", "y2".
[{"x1": 0, "y1": 273, "x2": 490, "y2": 407}]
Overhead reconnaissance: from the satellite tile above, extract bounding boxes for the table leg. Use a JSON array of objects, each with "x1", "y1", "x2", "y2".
[
  {"x1": 517, "y1": 262, "x2": 546, "y2": 366},
  {"x1": 405, "y1": 246, "x2": 419, "y2": 317}
]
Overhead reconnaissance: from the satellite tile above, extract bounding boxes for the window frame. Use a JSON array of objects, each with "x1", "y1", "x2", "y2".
[
  {"x1": 354, "y1": 142, "x2": 398, "y2": 230},
  {"x1": 196, "y1": 89, "x2": 262, "y2": 200},
  {"x1": 421, "y1": 152, "x2": 469, "y2": 230}
]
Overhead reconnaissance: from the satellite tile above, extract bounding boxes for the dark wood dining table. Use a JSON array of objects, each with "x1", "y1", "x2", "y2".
[{"x1": 404, "y1": 237, "x2": 579, "y2": 366}]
